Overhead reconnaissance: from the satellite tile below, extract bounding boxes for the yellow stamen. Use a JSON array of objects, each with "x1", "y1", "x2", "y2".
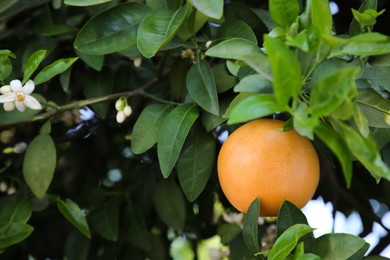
[{"x1": 16, "y1": 92, "x2": 25, "y2": 102}]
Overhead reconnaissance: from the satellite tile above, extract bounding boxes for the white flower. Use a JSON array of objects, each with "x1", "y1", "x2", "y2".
[
  {"x1": 0, "y1": 79, "x2": 42, "y2": 112},
  {"x1": 116, "y1": 111, "x2": 126, "y2": 124},
  {"x1": 123, "y1": 105, "x2": 132, "y2": 117}
]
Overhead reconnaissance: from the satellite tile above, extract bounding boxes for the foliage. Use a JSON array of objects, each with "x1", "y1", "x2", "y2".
[{"x1": 0, "y1": 0, "x2": 390, "y2": 258}]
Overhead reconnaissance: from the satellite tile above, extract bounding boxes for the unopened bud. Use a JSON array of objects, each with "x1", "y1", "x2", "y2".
[
  {"x1": 133, "y1": 58, "x2": 142, "y2": 68},
  {"x1": 14, "y1": 142, "x2": 27, "y2": 154},
  {"x1": 123, "y1": 106, "x2": 132, "y2": 117},
  {"x1": 116, "y1": 111, "x2": 126, "y2": 124},
  {"x1": 115, "y1": 99, "x2": 125, "y2": 111},
  {"x1": 2, "y1": 147, "x2": 14, "y2": 154},
  {"x1": 205, "y1": 40, "x2": 213, "y2": 48}
]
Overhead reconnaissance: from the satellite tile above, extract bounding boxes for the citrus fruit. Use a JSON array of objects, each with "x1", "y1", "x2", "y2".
[{"x1": 217, "y1": 118, "x2": 320, "y2": 216}]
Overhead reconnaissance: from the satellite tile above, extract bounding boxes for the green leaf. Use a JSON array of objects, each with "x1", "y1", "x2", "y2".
[
  {"x1": 349, "y1": 0, "x2": 377, "y2": 35},
  {"x1": 277, "y1": 201, "x2": 310, "y2": 238},
  {"x1": 212, "y1": 63, "x2": 238, "y2": 94},
  {"x1": 0, "y1": 55, "x2": 12, "y2": 81},
  {"x1": 57, "y1": 199, "x2": 91, "y2": 239},
  {"x1": 83, "y1": 69, "x2": 113, "y2": 118},
  {"x1": 131, "y1": 104, "x2": 172, "y2": 154},
  {"x1": 177, "y1": 5, "x2": 208, "y2": 40},
  {"x1": 65, "y1": 0, "x2": 112, "y2": 6},
  {"x1": 264, "y1": 35, "x2": 302, "y2": 106},
  {"x1": 351, "y1": 8, "x2": 384, "y2": 29},
  {"x1": 267, "y1": 224, "x2": 314, "y2": 260},
  {"x1": 153, "y1": 180, "x2": 186, "y2": 230},
  {"x1": 188, "y1": 0, "x2": 223, "y2": 19},
  {"x1": 310, "y1": 65, "x2": 359, "y2": 117},
  {"x1": 186, "y1": 59, "x2": 219, "y2": 115},
  {"x1": 310, "y1": 0, "x2": 333, "y2": 34},
  {"x1": 269, "y1": 0, "x2": 299, "y2": 28},
  {"x1": 157, "y1": 103, "x2": 199, "y2": 178},
  {"x1": 314, "y1": 122, "x2": 353, "y2": 187},
  {"x1": 23, "y1": 134, "x2": 56, "y2": 200},
  {"x1": 308, "y1": 233, "x2": 368, "y2": 259},
  {"x1": 217, "y1": 223, "x2": 242, "y2": 244},
  {"x1": 234, "y1": 74, "x2": 272, "y2": 93},
  {"x1": 177, "y1": 123, "x2": 216, "y2": 201},
  {"x1": 0, "y1": 0, "x2": 18, "y2": 13},
  {"x1": 33, "y1": 57, "x2": 78, "y2": 85},
  {"x1": 216, "y1": 20, "x2": 257, "y2": 44},
  {"x1": 137, "y1": 5, "x2": 189, "y2": 58},
  {"x1": 352, "y1": 103, "x2": 370, "y2": 137},
  {"x1": 146, "y1": 0, "x2": 180, "y2": 10},
  {"x1": 89, "y1": 202, "x2": 119, "y2": 241},
  {"x1": 0, "y1": 198, "x2": 32, "y2": 224},
  {"x1": 0, "y1": 223, "x2": 33, "y2": 249},
  {"x1": 76, "y1": 50, "x2": 104, "y2": 71},
  {"x1": 201, "y1": 97, "x2": 232, "y2": 131},
  {"x1": 74, "y1": 3, "x2": 150, "y2": 55},
  {"x1": 124, "y1": 203, "x2": 151, "y2": 251},
  {"x1": 242, "y1": 198, "x2": 261, "y2": 254},
  {"x1": 227, "y1": 93, "x2": 285, "y2": 124},
  {"x1": 334, "y1": 120, "x2": 390, "y2": 182},
  {"x1": 64, "y1": 231, "x2": 90, "y2": 260},
  {"x1": 357, "y1": 88, "x2": 390, "y2": 128}
]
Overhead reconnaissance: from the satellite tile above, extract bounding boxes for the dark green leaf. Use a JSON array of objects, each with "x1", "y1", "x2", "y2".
[
  {"x1": 177, "y1": 6, "x2": 208, "y2": 40},
  {"x1": 137, "y1": 5, "x2": 189, "y2": 58},
  {"x1": 277, "y1": 201, "x2": 310, "y2": 237},
  {"x1": 153, "y1": 180, "x2": 186, "y2": 230},
  {"x1": 242, "y1": 198, "x2": 261, "y2": 254},
  {"x1": 89, "y1": 202, "x2": 119, "y2": 241},
  {"x1": 64, "y1": 231, "x2": 90, "y2": 260},
  {"x1": 0, "y1": 56, "x2": 12, "y2": 81},
  {"x1": 269, "y1": 0, "x2": 299, "y2": 28},
  {"x1": 264, "y1": 35, "x2": 301, "y2": 106},
  {"x1": 124, "y1": 203, "x2": 151, "y2": 251},
  {"x1": 227, "y1": 93, "x2": 285, "y2": 124},
  {"x1": 334, "y1": 120, "x2": 390, "y2": 182},
  {"x1": 217, "y1": 223, "x2": 242, "y2": 244},
  {"x1": 268, "y1": 224, "x2": 314, "y2": 260},
  {"x1": 146, "y1": 0, "x2": 180, "y2": 10},
  {"x1": 177, "y1": 123, "x2": 216, "y2": 201},
  {"x1": 310, "y1": 0, "x2": 332, "y2": 34},
  {"x1": 314, "y1": 122, "x2": 353, "y2": 187},
  {"x1": 57, "y1": 199, "x2": 91, "y2": 239},
  {"x1": 131, "y1": 104, "x2": 172, "y2": 154},
  {"x1": 23, "y1": 134, "x2": 56, "y2": 200},
  {"x1": 74, "y1": 3, "x2": 150, "y2": 55},
  {"x1": 76, "y1": 50, "x2": 104, "y2": 71},
  {"x1": 157, "y1": 103, "x2": 199, "y2": 178},
  {"x1": 201, "y1": 97, "x2": 232, "y2": 131},
  {"x1": 0, "y1": 198, "x2": 32, "y2": 224},
  {"x1": 83, "y1": 69, "x2": 113, "y2": 118},
  {"x1": 0, "y1": 223, "x2": 33, "y2": 249},
  {"x1": 188, "y1": 0, "x2": 223, "y2": 19},
  {"x1": 212, "y1": 63, "x2": 238, "y2": 94},
  {"x1": 65, "y1": 0, "x2": 112, "y2": 6},
  {"x1": 33, "y1": 57, "x2": 78, "y2": 85},
  {"x1": 308, "y1": 233, "x2": 368, "y2": 259},
  {"x1": 0, "y1": 0, "x2": 18, "y2": 13},
  {"x1": 186, "y1": 59, "x2": 219, "y2": 115},
  {"x1": 217, "y1": 20, "x2": 257, "y2": 44}
]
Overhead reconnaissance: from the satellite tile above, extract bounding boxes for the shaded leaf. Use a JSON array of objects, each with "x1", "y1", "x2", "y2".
[
  {"x1": 124, "y1": 203, "x2": 151, "y2": 251},
  {"x1": 217, "y1": 20, "x2": 257, "y2": 44},
  {"x1": 234, "y1": 74, "x2": 272, "y2": 93},
  {"x1": 269, "y1": 0, "x2": 299, "y2": 28},
  {"x1": 0, "y1": 198, "x2": 32, "y2": 224},
  {"x1": 57, "y1": 199, "x2": 91, "y2": 239},
  {"x1": 157, "y1": 103, "x2": 199, "y2": 178},
  {"x1": 242, "y1": 198, "x2": 261, "y2": 254},
  {"x1": 23, "y1": 134, "x2": 56, "y2": 200},
  {"x1": 212, "y1": 63, "x2": 238, "y2": 94},
  {"x1": 74, "y1": 3, "x2": 150, "y2": 55},
  {"x1": 137, "y1": 5, "x2": 189, "y2": 58},
  {"x1": 186, "y1": 59, "x2": 219, "y2": 115},
  {"x1": 177, "y1": 123, "x2": 216, "y2": 201},
  {"x1": 131, "y1": 104, "x2": 172, "y2": 154},
  {"x1": 64, "y1": 231, "x2": 90, "y2": 260},
  {"x1": 153, "y1": 180, "x2": 186, "y2": 231},
  {"x1": 65, "y1": 0, "x2": 112, "y2": 6},
  {"x1": 277, "y1": 201, "x2": 310, "y2": 237},
  {"x1": 0, "y1": 223, "x2": 33, "y2": 249},
  {"x1": 89, "y1": 202, "x2": 119, "y2": 241},
  {"x1": 0, "y1": 56, "x2": 12, "y2": 81}
]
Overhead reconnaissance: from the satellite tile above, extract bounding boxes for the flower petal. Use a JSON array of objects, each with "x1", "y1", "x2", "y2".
[
  {"x1": 10, "y1": 80, "x2": 22, "y2": 92},
  {"x1": 15, "y1": 101, "x2": 26, "y2": 111},
  {"x1": 0, "y1": 93, "x2": 16, "y2": 103},
  {"x1": 0, "y1": 85, "x2": 11, "y2": 94},
  {"x1": 3, "y1": 102, "x2": 15, "y2": 111},
  {"x1": 22, "y1": 80, "x2": 35, "y2": 95},
  {"x1": 23, "y1": 95, "x2": 42, "y2": 110}
]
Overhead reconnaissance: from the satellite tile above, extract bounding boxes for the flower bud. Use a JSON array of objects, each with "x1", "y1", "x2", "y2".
[
  {"x1": 115, "y1": 99, "x2": 125, "y2": 111},
  {"x1": 116, "y1": 111, "x2": 126, "y2": 124},
  {"x1": 123, "y1": 106, "x2": 132, "y2": 117}
]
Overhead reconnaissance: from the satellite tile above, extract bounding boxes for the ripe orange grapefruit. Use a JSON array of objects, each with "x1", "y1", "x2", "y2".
[{"x1": 217, "y1": 118, "x2": 320, "y2": 216}]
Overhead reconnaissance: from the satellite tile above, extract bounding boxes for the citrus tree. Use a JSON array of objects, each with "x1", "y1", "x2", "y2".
[{"x1": 0, "y1": 0, "x2": 390, "y2": 259}]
